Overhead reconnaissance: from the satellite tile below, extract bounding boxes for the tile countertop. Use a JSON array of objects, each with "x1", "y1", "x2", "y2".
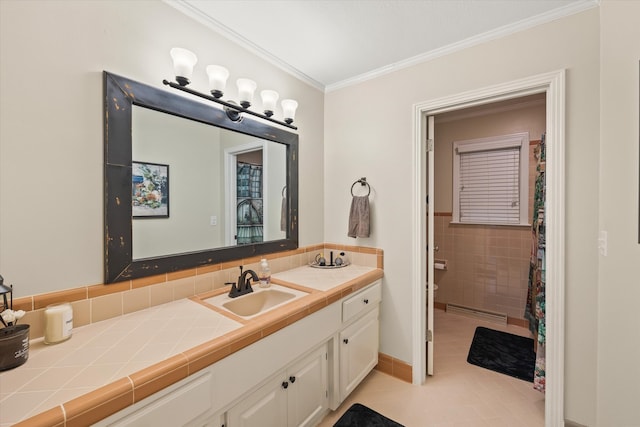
[
  {"x1": 0, "y1": 299, "x2": 242, "y2": 426},
  {"x1": 271, "y1": 264, "x2": 377, "y2": 291},
  {"x1": 0, "y1": 264, "x2": 382, "y2": 426}
]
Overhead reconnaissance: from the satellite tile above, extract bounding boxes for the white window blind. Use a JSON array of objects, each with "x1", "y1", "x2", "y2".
[
  {"x1": 452, "y1": 132, "x2": 529, "y2": 226},
  {"x1": 459, "y1": 147, "x2": 520, "y2": 224}
]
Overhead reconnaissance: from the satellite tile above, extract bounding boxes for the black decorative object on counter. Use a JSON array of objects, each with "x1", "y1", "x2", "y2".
[
  {"x1": 0, "y1": 275, "x2": 30, "y2": 371},
  {"x1": 310, "y1": 251, "x2": 350, "y2": 269},
  {"x1": 0, "y1": 324, "x2": 30, "y2": 371}
]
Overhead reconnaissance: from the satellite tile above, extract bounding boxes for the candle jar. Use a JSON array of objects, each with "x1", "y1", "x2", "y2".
[{"x1": 43, "y1": 303, "x2": 73, "y2": 344}]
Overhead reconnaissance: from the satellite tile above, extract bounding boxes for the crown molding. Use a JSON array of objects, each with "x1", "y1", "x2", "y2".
[
  {"x1": 163, "y1": 0, "x2": 325, "y2": 92},
  {"x1": 164, "y1": 0, "x2": 598, "y2": 94},
  {"x1": 325, "y1": 0, "x2": 599, "y2": 92}
]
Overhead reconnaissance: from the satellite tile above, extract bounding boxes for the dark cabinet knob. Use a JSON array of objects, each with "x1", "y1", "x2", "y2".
[
  {"x1": 343, "y1": 338, "x2": 349, "y2": 344},
  {"x1": 282, "y1": 381, "x2": 289, "y2": 389},
  {"x1": 289, "y1": 376, "x2": 296, "y2": 383},
  {"x1": 363, "y1": 299, "x2": 369, "y2": 304}
]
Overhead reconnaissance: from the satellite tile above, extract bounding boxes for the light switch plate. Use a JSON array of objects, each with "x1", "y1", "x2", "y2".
[{"x1": 598, "y1": 230, "x2": 608, "y2": 256}]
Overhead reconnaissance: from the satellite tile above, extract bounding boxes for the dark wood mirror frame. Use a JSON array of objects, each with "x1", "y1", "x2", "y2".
[{"x1": 104, "y1": 71, "x2": 298, "y2": 283}]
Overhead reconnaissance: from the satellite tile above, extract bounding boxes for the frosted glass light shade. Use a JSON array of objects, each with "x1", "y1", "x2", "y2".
[
  {"x1": 260, "y1": 90, "x2": 279, "y2": 116},
  {"x1": 281, "y1": 99, "x2": 298, "y2": 124},
  {"x1": 206, "y1": 65, "x2": 229, "y2": 98},
  {"x1": 170, "y1": 48, "x2": 198, "y2": 86},
  {"x1": 236, "y1": 78, "x2": 257, "y2": 108}
]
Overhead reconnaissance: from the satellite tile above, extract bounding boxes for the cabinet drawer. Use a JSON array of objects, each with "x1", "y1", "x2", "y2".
[{"x1": 342, "y1": 280, "x2": 381, "y2": 323}]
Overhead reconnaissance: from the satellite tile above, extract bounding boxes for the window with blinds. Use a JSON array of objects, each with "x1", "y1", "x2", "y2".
[{"x1": 452, "y1": 133, "x2": 529, "y2": 226}]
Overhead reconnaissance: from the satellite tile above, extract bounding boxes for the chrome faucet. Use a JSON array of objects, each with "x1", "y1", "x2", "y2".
[{"x1": 228, "y1": 266, "x2": 258, "y2": 298}]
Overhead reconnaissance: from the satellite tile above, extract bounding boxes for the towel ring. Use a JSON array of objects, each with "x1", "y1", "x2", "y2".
[{"x1": 351, "y1": 177, "x2": 371, "y2": 197}]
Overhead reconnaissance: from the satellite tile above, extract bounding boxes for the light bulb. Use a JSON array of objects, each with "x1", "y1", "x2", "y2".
[
  {"x1": 236, "y1": 78, "x2": 257, "y2": 108},
  {"x1": 281, "y1": 99, "x2": 298, "y2": 124},
  {"x1": 206, "y1": 65, "x2": 229, "y2": 98},
  {"x1": 170, "y1": 48, "x2": 197, "y2": 86},
  {"x1": 260, "y1": 90, "x2": 279, "y2": 117}
]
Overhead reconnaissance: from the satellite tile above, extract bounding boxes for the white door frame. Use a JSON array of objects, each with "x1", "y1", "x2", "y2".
[
  {"x1": 426, "y1": 115, "x2": 435, "y2": 376},
  {"x1": 411, "y1": 70, "x2": 565, "y2": 427}
]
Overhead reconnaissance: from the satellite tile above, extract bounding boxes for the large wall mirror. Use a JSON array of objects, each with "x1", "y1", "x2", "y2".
[{"x1": 104, "y1": 71, "x2": 298, "y2": 283}]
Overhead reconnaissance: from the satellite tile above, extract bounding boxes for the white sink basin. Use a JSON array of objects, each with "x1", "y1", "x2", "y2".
[{"x1": 204, "y1": 284, "x2": 308, "y2": 319}]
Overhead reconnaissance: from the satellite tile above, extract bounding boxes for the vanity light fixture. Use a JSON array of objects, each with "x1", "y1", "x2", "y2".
[
  {"x1": 281, "y1": 99, "x2": 298, "y2": 125},
  {"x1": 205, "y1": 65, "x2": 229, "y2": 99},
  {"x1": 163, "y1": 47, "x2": 298, "y2": 130},
  {"x1": 169, "y1": 48, "x2": 198, "y2": 86},
  {"x1": 260, "y1": 89, "x2": 279, "y2": 117},
  {"x1": 236, "y1": 78, "x2": 257, "y2": 108}
]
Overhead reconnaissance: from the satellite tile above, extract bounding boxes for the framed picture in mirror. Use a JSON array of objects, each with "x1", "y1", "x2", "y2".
[{"x1": 132, "y1": 161, "x2": 169, "y2": 218}]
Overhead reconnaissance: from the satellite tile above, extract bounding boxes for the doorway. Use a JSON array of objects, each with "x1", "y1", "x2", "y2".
[
  {"x1": 224, "y1": 141, "x2": 266, "y2": 246},
  {"x1": 236, "y1": 151, "x2": 264, "y2": 245},
  {"x1": 412, "y1": 70, "x2": 566, "y2": 426},
  {"x1": 426, "y1": 93, "x2": 546, "y2": 383}
]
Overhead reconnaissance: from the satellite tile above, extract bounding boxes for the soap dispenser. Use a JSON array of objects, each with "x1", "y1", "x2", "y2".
[{"x1": 259, "y1": 259, "x2": 271, "y2": 288}]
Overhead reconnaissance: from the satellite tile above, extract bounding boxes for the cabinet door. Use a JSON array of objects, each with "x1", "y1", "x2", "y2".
[
  {"x1": 105, "y1": 372, "x2": 213, "y2": 427},
  {"x1": 339, "y1": 308, "x2": 379, "y2": 401},
  {"x1": 226, "y1": 375, "x2": 288, "y2": 427},
  {"x1": 287, "y1": 344, "x2": 328, "y2": 427}
]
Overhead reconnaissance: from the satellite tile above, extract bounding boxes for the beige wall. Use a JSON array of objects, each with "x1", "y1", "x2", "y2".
[
  {"x1": 132, "y1": 109, "x2": 225, "y2": 258},
  {"x1": 598, "y1": 1, "x2": 640, "y2": 425},
  {"x1": 2, "y1": 1, "x2": 639, "y2": 425},
  {"x1": 0, "y1": 0, "x2": 325, "y2": 296},
  {"x1": 325, "y1": 8, "x2": 601, "y2": 427}
]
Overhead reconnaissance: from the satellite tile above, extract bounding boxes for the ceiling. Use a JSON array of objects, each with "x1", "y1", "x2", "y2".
[{"x1": 168, "y1": 0, "x2": 597, "y2": 92}]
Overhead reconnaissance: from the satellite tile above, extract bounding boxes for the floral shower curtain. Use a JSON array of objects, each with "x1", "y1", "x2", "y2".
[
  {"x1": 236, "y1": 162, "x2": 263, "y2": 244},
  {"x1": 524, "y1": 133, "x2": 546, "y2": 392}
]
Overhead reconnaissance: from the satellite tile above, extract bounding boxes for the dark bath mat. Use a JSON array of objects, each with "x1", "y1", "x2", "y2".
[
  {"x1": 333, "y1": 403, "x2": 404, "y2": 427},
  {"x1": 467, "y1": 326, "x2": 535, "y2": 382}
]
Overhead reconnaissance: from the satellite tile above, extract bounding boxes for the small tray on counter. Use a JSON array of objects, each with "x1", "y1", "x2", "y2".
[{"x1": 309, "y1": 262, "x2": 350, "y2": 269}]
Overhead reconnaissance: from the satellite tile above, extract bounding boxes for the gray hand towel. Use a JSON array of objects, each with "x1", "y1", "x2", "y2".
[{"x1": 348, "y1": 196, "x2": 370, "y2": 238}]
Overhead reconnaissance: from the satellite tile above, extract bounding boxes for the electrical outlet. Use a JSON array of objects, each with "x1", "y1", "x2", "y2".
[{"x1": 210, "y1": 215, "x2": 217, "y2": 226}]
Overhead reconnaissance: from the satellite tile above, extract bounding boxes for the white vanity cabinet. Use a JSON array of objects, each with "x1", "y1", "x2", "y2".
[
  {"x1": 95, "y1": 276, "x2": 382, "y2": 427},
  {"x1": 226, "y1": 370, "x2": 288, "y2": 427},
  {"x1": 226, "y1": 343, "x2": 328, "y2": 427},
  {"x1": 338, "y1": 280, "x2": 381, "y2": 403},
  {"x1": 96, "y1": 370, "x2": 215, "y2": 427},
  {"x1": 339, "y1": 308, "x2": 379, "y2": 401},
  {"x1": 287, "y1": 343, "x2": 329, "y2": 427}
]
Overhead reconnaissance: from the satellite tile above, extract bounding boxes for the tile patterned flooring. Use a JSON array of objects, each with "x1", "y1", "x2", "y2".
[{"x1": 318, "y1": 309, "x2": 545, "y2": 427}]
